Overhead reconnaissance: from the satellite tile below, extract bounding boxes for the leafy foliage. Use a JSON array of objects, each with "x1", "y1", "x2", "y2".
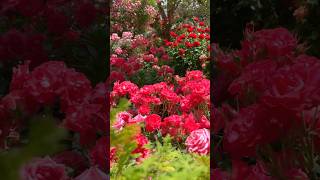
[
  {"x1": 119, "y1": 136, "x2": 210, "y2": 180},
  {"x1": 0, "y1": 113, "x2": 67, "y2": 180},
  {"x1": 110, "y1": 98, "x2": 140, "y2": 178}
]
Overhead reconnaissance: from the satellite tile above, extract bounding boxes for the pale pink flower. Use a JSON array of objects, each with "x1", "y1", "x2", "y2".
[
  {"x1": 115, "y1": 47, "x2": 123, "y2": 55},
  {"x1": 111, "y1": 33, "x2": 120, "y2": 41}
]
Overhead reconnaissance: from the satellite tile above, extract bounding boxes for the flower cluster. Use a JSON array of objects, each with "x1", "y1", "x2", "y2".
[
  {"x1": 213, "y1": 27, "x2": 320, "y2": 179},
  {"x1": 0, "y1": 61, "x2": 108, "y2": 178},
  {"x1": 110, "y1": 31, "x2": 172, "y2": 85},
  {"x1": 165, "y1": 17, "x2": 210, "y2": 75},
  {"x1": 111, "y1": 70, "x2": 210, "y2": 164},
  {"x1": 111, "y1": 0, "x2": 159, "y2": 33},
  {"x1": 110, "y1": 2, "x2": 210, "y2": 176}
]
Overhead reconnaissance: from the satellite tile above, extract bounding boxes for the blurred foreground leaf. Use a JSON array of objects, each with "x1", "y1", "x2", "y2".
[{"x1": 0, "y1": 114, "x2": 67, "y2": 180}]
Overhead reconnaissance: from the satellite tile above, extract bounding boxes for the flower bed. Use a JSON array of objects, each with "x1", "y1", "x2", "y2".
[
  {"x1": 213, "y1": 26, "x2": 320, "y2": 179},
  {"x1": 0, "y1": 0, "x2": 108, "y2": 179},
  {"x1": 110, "y1": 1, "x2": 210, "y2": 179}
]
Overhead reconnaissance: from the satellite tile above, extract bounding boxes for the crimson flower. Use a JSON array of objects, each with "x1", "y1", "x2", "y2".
[
  {"x1": 188, "y1": 33, "x2": 197, "y2": 38},
  {"x1": 193, "y1": 41, "x2": 201, "y2": 47},
  {"x1": 179, "y1": 48, "x2": 186, "y2": 56},
  {"x1": 145, "y1": 114, "x2": 161, "y2": 132}
]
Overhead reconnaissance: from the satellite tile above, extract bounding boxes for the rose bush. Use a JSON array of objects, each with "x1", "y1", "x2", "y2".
[
  {"x1": 110, "y1": 1, "x2": 210, "y2": 178},
  {"x1": 165, "y1": 17, "x2": 210, "y2": 76},
  {"x1": 213, "y1": 26, "x2": 320, "y2": 179},
  {"x1": 0, "y1": 0, "x2": 108, "y2": 179}
]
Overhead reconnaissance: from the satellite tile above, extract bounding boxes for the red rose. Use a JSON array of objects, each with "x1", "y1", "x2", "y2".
[
  {"x1": 185, "y1": 41, "x2": 193, "y2": 48},
  {"x1": 199, "y1": 21, "x2": 205, "y2": 26},
  {"x1": 197, "y1": 28, "x2": 203, "y2": 33},
  {"x1": 182, "y1": 24, "x2": 190, "y2": 28},
  {"x1": 161, "y1": 115, "x2": 184, "y2": 138},
  {"x1": 179, "y1": 34, "x2": 186, "y2": 39},
  {"x1": 110, "y1": 147, "x2": 117, "y2": 166},
  {"x1": 183, "y1": 113, "x2": 200, "y2": 133},
  {"x1": 179, "y1": 48, "x2": 186, "y2": 56},
  {"x1": 139, "y1": 105, "x2": 150, "y2": 115},
  {"x1": 199, "y1": 115, "x2": 210, "y2": 129},
  {"x1": 170, "y1": 31, "x2": 177, "y2": 38},
  {"x1": 20, "y1": 157, "x2": 68, "y2": 180},
  {"x1": 132, "y1": 134, "x2": 150, "y2": 163},
  {"x1": 172, "y1": 42, "x2": 178, "y2": 47},
  {"x1": 240, "y1": 28, "x2": 297, "y2": 60},
  {"x1": 165, "y1": 41, "x2": 173, "y2": 46},
  {"x1": 193, "y1": 17, "x2": 199, "y2": 21},
  {"x1": 223, "y1": 104, "x2": 288, "y2": 158},
  {"x1": 228, "y1": 59, "x2": 277, "y2": 99},
  {"x1": 188, "y1": 33, "x2": 197, "y2": 38},
  {"x1": 193, "y1": 41, "x2": 201, "y2": 47},
  {"x1": 187, "y1": 27, "x2": 194, "y2": 32},
  {"x1": 161, "y1": 54, "x2": 169, "y2": 61},
  {"x1": 198, "y1": 34, "x2": 205, "y2": 39},
  {"x1": 261, "y1": 56, "x2": 320, "y2": 112},
  {"x1": 145, "y1": 114, "x2": 161, "y2": 132},
  {"x1": 185, "y1": 128, "x2": 210, "y2": 155}
]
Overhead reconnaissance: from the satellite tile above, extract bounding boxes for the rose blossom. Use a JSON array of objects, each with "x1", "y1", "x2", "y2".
[
  {"x1": 145, "y1": 114, "x2": 161, "y2": 132},
  {"x1": 185, "y1": 128, "x2": 210, "y2": 155},
  {"x1": 129, "y1": 114, "x2": 146, "y2": 124},
  {"x1": 20, "y1": 157, "x2": 68, "y2": 180},
  {"x1": 112, "y1": 111, "x2": 132, "y2": 130},
  {"x1": 115, "y1": 47, "x2": 123, "y2": 55},
  {"x1": 122, "y1": 31, "x2": 133, "y2": 39},
  {"x1": 111, "y1": 33, "x2": 120, "y2": 41}
]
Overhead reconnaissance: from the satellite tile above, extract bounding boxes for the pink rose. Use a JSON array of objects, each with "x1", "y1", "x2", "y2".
[
  {"x1": 129, "y1": 114, "x2": 146, "y2": 124},
  {"x1": 112, "y1": 111, "x2": 132, "y2": 131},
  {"x1": 115, "y1": 47, "x2": 123, "y2": 55},
  {"x1": 185, "y1": 128, "x2": 210, "y2": 155},
  {"x1": 122, "y1": 32, "x2": 133, "y2": 39},
  {"x1": 111, "y1": 33, "x2": 120, "y2": 41},
  {"x1": 20, "y1": 157, "x2": 68, "y2": 180}
]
